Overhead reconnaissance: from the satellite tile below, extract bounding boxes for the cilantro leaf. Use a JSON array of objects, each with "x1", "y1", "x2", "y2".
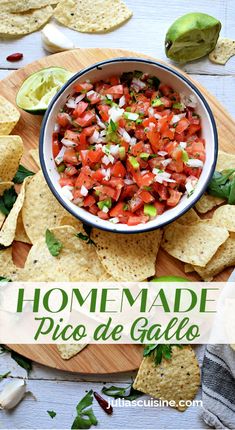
[
  {"x1": 0, "y1": 371, "x2": 11, "y2": 380},
  {"x1": 47, "y1": 410, "x2": 56, "y2": 419},
  {"x1": 45, "y1": 229, "x2": 63, "y2": 257},
  {"x1": 101, "y1": 384, "x2": 143, "y2": 401},
  {"x1": 13, "y1": 165, "x2": 35, "y2": 184},
  {"x1": 0, "y1": 187, "x2": 17, "y2": 215},
  {"x1": 11, "y1": 350, "x2": 32, "y2": 374},
  {"x1": 110, "y1": 119, "x2": 117, "y2": 132},
  {"x1": 207, "y1": 169, "x2": 235, "y2": 204},
  {"x1": 0, "y1": 276, "x2": 11, "y2": 283},
  {"x1": 71, "y1": 390, "x2": 98, "y2": 429},
  {"x1": 76, "y1": 232, "x2": 95, "y2": 246},
  {"x1": 143, "y1": 344, "x2": 182, "y2": 365}
]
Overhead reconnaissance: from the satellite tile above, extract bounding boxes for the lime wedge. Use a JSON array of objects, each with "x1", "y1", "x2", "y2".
[
  {"x1": 165, "y1": 12, "x2": 221, "y2": 63},
  {"x1": 16, "y1": 67, "x2": 73, "y2": 114}
]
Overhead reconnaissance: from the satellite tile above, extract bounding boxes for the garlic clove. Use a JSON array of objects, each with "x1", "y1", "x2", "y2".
[
  {"x1": 0, "y1": 379, "x2": 26, "y2": 410},
  {"x1": 41, "y1": 23, "x2": 75, "y2": 54}
]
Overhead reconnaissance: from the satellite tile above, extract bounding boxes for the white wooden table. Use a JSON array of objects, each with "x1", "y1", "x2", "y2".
[{"x1": 0, "y1": 0, "x2": 234, "y2": 428}]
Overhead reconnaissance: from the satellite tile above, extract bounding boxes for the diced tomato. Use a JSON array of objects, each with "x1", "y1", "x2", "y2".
[
  {"x1": 80, "y1": 150, "x2": 88, "y2": 165},
  {"x1": 175, "y1": 118, "x2": 190, "y2": 134},
  {"x1": 87, "y1": 149, "x2": 103, "y2": 164},
  {"x1": 59, "y1": 177, "x2": 75, "y2": 187},
  {"x1": 97, "y1": 210, "x2": 109, "y2": 220},
  {"x1": 153, "y1": 183, "x2": 169, "y2": 200},
  {"x1": 154, "y1": 201, "x2": 165, "y2": 215},
  {"x1": 86, "y1": 91, "x2": 101, "y2": 105},
  {"x1": 74, "y1": 82, "x2": 93, "y2": 92},
  {"x1": 63, "y1": 148, "x2": 78, "y2": 165},
  {"x1": 187, "y1": 123, "x2": 201, "y2": 137},
  {"x1": 139, "y1": 190, "x2": 154, "y2": 203},
  {"x1": 147, "y1": 130, "x2": 161, "y2": 152},
  {"x1": 64, "y1": 130, "x2": 79, "y2": 142},
  {"x1": 134, "y1": 172, "x2": 155, "y2": 187},
  {"x1": 167, "y1": 189, "x2": 182, "y2": 207},
  {"x1": 83, "y1": 195, "x2": 96, "y2": 207},
  {"x1": 120, "y1": 184, "x2": 138, "y2": 200},
  {"x1": 109, "y1": 76, "x2": 120, "y2": 86},
  {"x1": 161, "y1": 127, "x2": 175, "y2": 140},
  {"x1": 52, "y1": 132, "x2": 61, "y2": 158},
  {"x1": 105, "y1": 84, "x2": 124, "y2": 98},
  {"x1": 97, "y1": 104, "x2": 109, "y2": 122},
  {"x1": 111, "y1": 161, "x2": 126, "y2": 178},
  {"x1": 96, "y1": 185, "x2": 116, "y2": 199},
  {"x1": 89, "y1": 204, "x2": 99, "y2": 215},
  {"x1": 129, "y1": 195, "x2": 144, "y2": 213},
  {"x1": 92, "y1": 169, "x2": 105, "y2": 182},
  {"x1": 171, "y1": 173, "x2": 187, "y2": 186},
  {"x1": 160, "y1": 97, "x2": 172, "y2": 108},
  {"x1": 172, "y1": 147, "x2": 183, "y2": 162},
  {"x1": 131, "y1": 141, "x2": 144, "y2": 156},
  {"x1": 127, "y1": 215, "x2": 149, "y2": 226},
  {"x1": 135, "y1": 126, "x2": 147, "y2": 141},
  {"x1": 57, "y1": 112, "x2": 71, "y2": 127},
  {"x1": 159, "y1": 84, "x2": 172, "y2": 96},
  {"x1": 73, "y1": 101, "x2": 88, "y2": 117},
  {"x1": 75, "y1": 166, "x2": 94, "y2": 189},
  {"x1": 168, "y1": 160, "x2": 184, "y2": 173},
  {"x1": 65, "y1": 166, "x2": 77, "y2": 176},
  {"x1": 186, "y1": 141, "x2": 205, "y2": 162},
  {"x1": 142, "y1": 116, "x2": 158, "y2": 128},
  {"x1": 75, "y1": 111, "x2": 96, "y2": 127},
  {"x1": 109, "y1": 202, "x2": 132, "y2": 220}
]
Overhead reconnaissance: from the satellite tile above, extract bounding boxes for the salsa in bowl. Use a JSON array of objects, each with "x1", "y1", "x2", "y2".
[{"x1": 40, "y1": 58, "x2": 218, "y2": 233}]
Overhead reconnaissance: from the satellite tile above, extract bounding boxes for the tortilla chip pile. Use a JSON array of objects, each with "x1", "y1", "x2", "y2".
[
  {"x1": 0, "y1": 0, "x2": 132, "y2": 36},
  {"x1": 133, "y1": 346, "x2": 200, "y2": 411}
]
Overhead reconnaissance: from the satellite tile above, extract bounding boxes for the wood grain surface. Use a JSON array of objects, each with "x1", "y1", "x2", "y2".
[{"x1": 2, "y1": 47, "x2": 235, "y2": 373}]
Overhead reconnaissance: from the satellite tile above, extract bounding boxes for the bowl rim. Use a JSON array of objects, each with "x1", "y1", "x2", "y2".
[{"x1": 39, "y1": 56, "x2": 218, "y2": 234}]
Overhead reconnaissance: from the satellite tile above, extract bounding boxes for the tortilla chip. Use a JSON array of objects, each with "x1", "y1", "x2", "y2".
[
  {"x1": 0, "y1": 6, "x2": 53, "y2": 36},
  {"x1": 209, "y1": 38, "x2": 235, "y2": 65},
  {"x1": 29, "y1": 148, "x2": 40, "y2": 168},
  {"x1": 0, "y1": 182, "x2": 14, "y2": 196},
  {"x1": 184, "y1": 263, "x2": 194, "y2": 273},
  {"x1": 0, "y1": 136, "x2": 23, "y2": 182},
  {"x1": 57, "y1": 344, "x2": 87, "y2": 360},
  {"x1": 161, "y1": 221, "x2": 229, "y2": 267},
  {"x1": 22, "y1": 171, "x2": 84, "y2": 243},
  {"x1": 0, "y1": 96, "x2": 20, "y2": 135},
  {"x1": 0, "y1": 247, "x2": 19, "y2": 279},
  {"x1": 14, "y1": 211, "x2": 31, "y2": 244},
  {"x1": 177, "y1": 209, "x2": 199, "y2": 224},
  {"x1": 216, "y1": 150, "x2": 235, "y2": 171},
  {"x1": 195, "y1": 193, "x2": 224, "y2": 214},
  {"x1": 193, "y1": 233, "x2": 235, "y2": 281},
  {"x1": 133, "y1": 346, "x2": 200, "y2": 411},
  {"x1": 211, "y1": 205, "x2": 235, "y2": 232},
  {"x1": 91, "y1": 229, "x2": 162, "y2": 281},
  {"x1": 54, "y1": 0, "x2": 132, "y2": 33},
  {"x1": 0, "y1": 0, "x2": 58, "y2": 12},
  {"x1": 0, "y1": 212, "x2": 5, "y2": 228},
  {"x1": 230, "y1": 345, "x2": 235, "y2": 351},
  {"x1": 24, "y1": 226, "x2": 108, "y2": 281},
  {"x1": 0, "y1": 178, "x2": 30, "y2": 247}
]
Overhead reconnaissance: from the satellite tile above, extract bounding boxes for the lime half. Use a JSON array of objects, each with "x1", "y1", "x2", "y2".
[
  {"x1": 165, "y1": 12, "x2": 221, "y2": 63},
  {"x1": 16, "y1": 67, "x2": 73, "y2": 114}
]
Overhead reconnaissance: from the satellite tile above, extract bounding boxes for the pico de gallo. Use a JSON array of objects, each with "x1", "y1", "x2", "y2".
[{"x1": 52, "y1": 71, "x2": 205, "y2": 226}]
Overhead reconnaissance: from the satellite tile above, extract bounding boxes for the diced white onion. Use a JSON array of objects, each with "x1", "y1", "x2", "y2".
[
  {"x1": 96, "y1": 115, "x2": 106, "y2": 129},
  {"x1": 66, "y1": 98, "x2": 76, "y2": 108},
  {"x1": 130, "y1": 137, "x2": 137, "y2": 146},
  {"x1": 185, "y1": 176, "x2": 198, "y2": 196},
  {"x1": 154, "y1": 113, "x2": 162, "y2": 120},
  {"x1": 73, "y1": 197, "x2": 84, "y2": 205},
  {"x1": 140, "y1": 170, "x2": 148, "y2": 176},
  {"x1": 161, "y1": 158, "x2": 172, "y2": 167},
  {"x1": 61, "y1": 138, "x2": 76, "y2": 147},
  {"x1": 171, "y1": 115, "x2": 181, "y2": 125},
  {"x1": 125, "y1": 112, "x2": 139, "y2": 121},
  {"x1": 101, "y1": 168, "x2": 111, "y2": 181},
  {"x1": 124, "y1": 178, "x2": 135, "y2": 185},
  {"x1": 55, "y1": 146, "x2": 66, "y2": 165},
  {"x1": 109, "y1": 144, "x2": 120, "y2": 157},
  {"x1": 119, "y1": 95, "x2": 126, "y2": 107},
  {"x1": 54, "y1": 123, "x2": 60, "y2": 133},
  {"x1": 108, "y1": 106, "x2": 124, "y2": 123},
  {"x1": 148, "y1": 107, "x2": 155, "y2": 116},
  {"x1": 131, "y1": 78, "x2": 146, "y2": 92},
  {"x1": 75, "y1": 93, "x2": 85, "y2": 103},
  {"x1": 60, "y1": 185, "x2": 74, "y2": 201},
  {"x1": 100, "y1": 130, "x2": 106, "y2": 137},
  {"x1": 180, "y1": 93, "x2": 197, "y2": 108},
  {"x1": 86, "y1": 90, "x2": 95, "y2": 97},
  {"x1": 102, "y1": 206, "x2": 109, "y2": 213},
  {"x1": 102, "y1": 154, "x2": 114, "y2": 165},
  {"x1": 106, "y1": 94, "x2": 113, "y2": 100},
  {"x1": 158, "y1": 151, "x2": 168, "y2": 156},
  {"x1": 179, "y1": 141, "x2": 187, "y2": 149},
  {"x1": 88, "y1": 130, "x2": 100, "y2": 144},
  {"x1": 121, "y1": 130, "x2": 131, "y2": 143},
  {"x1": 153, "y1": 168, "x2": 176, "y2": 184},
  {"x1": 186, "y1": 159, "x2": 203, "y2": 168},
  {"x1": 80, "y1": 185, "x2": 88, "y2": 197}
]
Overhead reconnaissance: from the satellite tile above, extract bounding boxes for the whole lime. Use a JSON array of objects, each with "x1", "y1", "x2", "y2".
[{"x1": 165, "y1": 12, "x2": 221, "y2": 63}]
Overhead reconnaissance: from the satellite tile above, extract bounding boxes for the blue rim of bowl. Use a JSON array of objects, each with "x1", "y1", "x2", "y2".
[{"x1": 39, "y1": 57, "x2": 218, "y2": 234}]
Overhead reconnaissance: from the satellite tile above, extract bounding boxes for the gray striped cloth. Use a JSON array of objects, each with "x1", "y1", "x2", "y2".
[{"x1": 202, "y1": 271, "x2": 235, "y2": 429}]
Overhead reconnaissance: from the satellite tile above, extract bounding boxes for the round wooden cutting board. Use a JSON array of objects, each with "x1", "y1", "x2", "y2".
[{"x1": 2, "y1": 48, "x2": 235, "y2": 373}]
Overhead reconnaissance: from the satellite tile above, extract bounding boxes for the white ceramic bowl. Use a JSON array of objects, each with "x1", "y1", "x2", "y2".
[{"x1": 39, "y1": 58, "x2": 218, "y2": 233}]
